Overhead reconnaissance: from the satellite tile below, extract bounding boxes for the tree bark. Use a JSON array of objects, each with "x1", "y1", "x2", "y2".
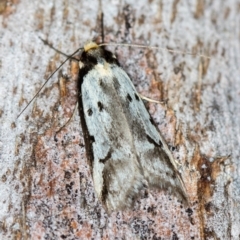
[{"x1": 0, "y1": 0, "x2": 239, "y2": 239}]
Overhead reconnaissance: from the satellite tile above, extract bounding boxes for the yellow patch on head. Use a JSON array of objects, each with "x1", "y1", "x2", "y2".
[{"x1": 84, "y1": 42, "x2": 99, "y2": 52}]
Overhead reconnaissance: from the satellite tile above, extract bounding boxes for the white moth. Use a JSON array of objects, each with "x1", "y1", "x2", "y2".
[{"x1": 78, "y1": 42, "x2": 188, "y2": 213}]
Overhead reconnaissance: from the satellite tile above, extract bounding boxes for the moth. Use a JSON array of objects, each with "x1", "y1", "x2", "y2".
[
  {"x1": 17, "y1": 39, "x2": 188, "y2": 213},
  {"x1": 78, "y1": 42, "x2": 188, "y2": 213}
]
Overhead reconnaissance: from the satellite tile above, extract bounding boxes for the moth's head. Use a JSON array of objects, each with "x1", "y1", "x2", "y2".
[
  {"x1": 82, "y1": 41, "x2": 102, "y2": 57},
  {"x1": 79, "y1": 41, "x2": 119, "y2": 70},
  {"x1": 83, "y1": 41, "x2": 99, "y2": 52}
]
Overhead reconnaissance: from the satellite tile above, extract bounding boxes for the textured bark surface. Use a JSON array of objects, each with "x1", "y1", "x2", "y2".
[{"x1": 0, "y1": 0, "x2": 239, "y2": 239}]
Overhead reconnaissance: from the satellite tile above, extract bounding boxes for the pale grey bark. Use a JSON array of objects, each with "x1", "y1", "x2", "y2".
[{"x1": 0, "y1": 0, "x2": 239, "y2": 239}]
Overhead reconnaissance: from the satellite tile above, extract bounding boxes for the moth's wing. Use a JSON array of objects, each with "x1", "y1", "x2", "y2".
[
  {"x1": 111, "y1": 65, "x2": 188, "y2": 203},
  {"x1": 81, "y1": 66, "x2": 146, "y2": 213}
]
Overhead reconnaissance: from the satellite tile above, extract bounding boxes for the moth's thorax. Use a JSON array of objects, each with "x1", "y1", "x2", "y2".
[{"x1": 95, "y1": 62, "x2": 113, "y2": 77}]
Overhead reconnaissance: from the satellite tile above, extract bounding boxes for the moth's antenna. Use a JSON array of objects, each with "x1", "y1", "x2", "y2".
[
  {"x1": 101, "y1": 12, "x2": 104, "y2": 44},
  {"x1": 39, "y1": 37, "x2": 78, "y2": 60},
  {"x1": 17, "y1": 45, "x2": 83, "y2": 119},
  {"x1": 99, "y1": 43, "x2": 210, "y2": 59},
  {"x1": 99, "y1": 0, "x2": 104, "y2": 43}
]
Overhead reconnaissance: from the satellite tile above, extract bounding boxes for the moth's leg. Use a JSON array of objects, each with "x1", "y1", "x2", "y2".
[{"x1": 138, "y1": 93, "x2": 166, "y2": 104}]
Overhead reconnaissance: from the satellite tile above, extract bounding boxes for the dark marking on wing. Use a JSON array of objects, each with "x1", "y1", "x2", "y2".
[
  {"x1": 146, "y1": 134, "x2": 162, "y2": 148},
  {"x1": 135, "y1": 93, "x2": 140, "y2": 101},
  {"x1": 87, "y1": 108, "x2": 93, "y2": 116},
  {"x1": 98, "y1": 101, "x2": 104, "y2": 111},
  {"x1": 89, "y1": 135, "x2": 95, "y2": 144},
  {"x1": 99, "y1": 150, "x2": 112, "y2": 164},
  {"x1": 146, "y1": 117, "x2": 163, "y2": 147},
  {"x1": 158, "y1": 140, "x2": 163, "y2": 148},
  {"x1": 127, "y1": 94, "x2": 132, "y2": 102},
  {"x1": 149, "y1": 117, "x2": 155, "y2": 125}
]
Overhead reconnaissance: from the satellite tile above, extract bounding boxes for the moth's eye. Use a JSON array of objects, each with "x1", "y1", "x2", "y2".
[{"x1": 79, "y1": 61, "x2": 84, "y2": 69}]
